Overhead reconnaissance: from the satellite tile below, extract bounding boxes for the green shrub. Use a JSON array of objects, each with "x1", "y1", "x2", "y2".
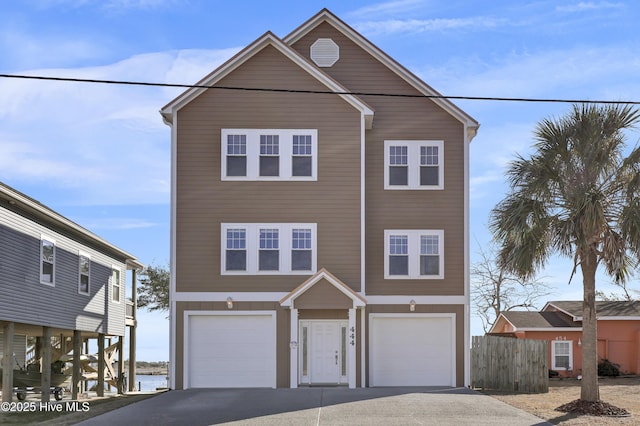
[{"x1": 598, "y1": 359, "x2": 620, "y2": 376}]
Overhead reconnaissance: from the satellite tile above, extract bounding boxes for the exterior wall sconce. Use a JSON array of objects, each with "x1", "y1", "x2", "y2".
[
  {"x1": 226, "y1": 297, "x2": 233, "y2": 309},
  {"x1": 409, "y1": 300, "x2": 416, "y2": 312},
  {"x1": 578, "y1": 338, "x2": 582, "y2": 347}
]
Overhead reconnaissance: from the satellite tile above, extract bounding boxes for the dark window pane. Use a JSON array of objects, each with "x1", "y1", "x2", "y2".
[
  {"x1": 420, "y1": 255, "x2": 439, "y2": 275},
  {"x1": 420, "y1": 166, "x2": 439, "y2": 186},
  {"x1": 227, "y1": 156, "x2": 246, "y2": 176},
  {"x1": 226, "y1": 250, "x2": 247, "y2": 271},
  {"x1": 389, "y1": 255, "x2": 408, "y2": 275},
  {"x1": 292, "y1": 250, "x2": 312, "y2": 270},
  {"x1": 42, "y1": 262, "x2": 54, "y2": 283},
  {"x1": 259, "y1": 250, "x2": 279, "y2": 270},
  {"x1": 555, "y1": 356, "x2": 569, "y2": 369},
  {"x1": 292, "y1": 157, "x2": 312, "y2": 176},
  {"x1": 260, "y1": 157, "x2": 279, "y2": 176},
  {"x1": 389, "y1": 166, "x2": 408, "y2": 185},
  {"x1": 80, "y1": 275, "x2": 89, "y2": 292}
]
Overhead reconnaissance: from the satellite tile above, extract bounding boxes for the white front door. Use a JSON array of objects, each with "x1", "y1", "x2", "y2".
[{"x1": 299, "y1": 321, "x2": 347, "y2": 385}]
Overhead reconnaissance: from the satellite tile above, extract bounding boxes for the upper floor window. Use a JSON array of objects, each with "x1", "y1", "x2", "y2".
[
  {"x1": 222, "y1": 129, "x2": 317, "y2": 181},
  {"x1": 40, "y1": 236, "x2": 56, "y2": 285},
  {"x1": 384, "y1": 230, "x2": 444, "y2": 279},
  {"x1": 552, "y1": 340, "x2": 572, "y2": 370},
  {"x1": 384, "y1": 140, "x2": 444, "y2": 190},
  {"x1": 222, "y1": 223, "x2": 317, "y2": 275},
  {"x1": 111, "y1": 268, "x2": 121, "y2": 303},
  {"x1": 78, "y1": 252, "x2": 90, "y2": 295}
]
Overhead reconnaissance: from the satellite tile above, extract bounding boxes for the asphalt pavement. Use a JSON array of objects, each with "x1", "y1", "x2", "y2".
[{"x1": 77, "y1": 386, "x2": 552, "y2": 425}]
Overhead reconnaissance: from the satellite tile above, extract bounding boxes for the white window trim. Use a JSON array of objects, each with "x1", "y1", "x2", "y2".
[
  {"x1": 384, "y1": 230, "x2": 444, "y2": 279},
  {"x1": 40, "y1": 235, "x2": 56, "y2": 286},
  {"x1": 78, "y1": 251, "x2": 91, "y2": 295},
  {"x1": 221, "y1": 223, "x2": 317, "y2": 275},
  {"x1": 221, "y1": 129, "x2": 318, "y2": 181},
  {"x1": 551, "y1": 340, "x2": 573, "y2": 370},
  {"x1": 384, "y1": 140, "x2": 444, "y2": 190},
  {"x1": 111, "y1": 266, "x2": 122, "y2": 303}
]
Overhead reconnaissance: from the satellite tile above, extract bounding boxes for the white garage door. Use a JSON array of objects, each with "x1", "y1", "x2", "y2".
[
  {"x1": 370, "y1": 315, "x2": 455, "y2": 386},
  {"x1": 187, "y1": 313, "x2": 276, "y2": 388}
]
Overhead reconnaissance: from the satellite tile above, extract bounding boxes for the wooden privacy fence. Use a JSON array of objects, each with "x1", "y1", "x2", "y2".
[{"x1": 471, "y1": 335, "x2": 549, "y2": 393}]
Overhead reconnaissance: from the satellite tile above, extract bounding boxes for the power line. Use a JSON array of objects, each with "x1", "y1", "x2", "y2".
[{"x1": 1, "y1": 73, "x2": 639, "y2": 105}]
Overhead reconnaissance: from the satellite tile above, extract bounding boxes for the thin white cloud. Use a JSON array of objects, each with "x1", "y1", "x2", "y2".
[
  {"x1": 354, "y1": 16, "x2": 505, "y2": 35},
  {"x1": 0, "y1": 30, "x2": 108, "y2": 71},
  {"x1": 348, "y1": 0, "x2": 424, "y2": 19},
  {"x1": 556, "y1": 2, "x2": 623, "y2": 13},
  {"x1": 77, "y1": 217, "x2": 158, "y2": 230},
  {"x1": 30, "y1": 0, "x2": 181, "y2": 10},
  {"x1": 0, "y1": 47, "x2": 236, "y2": 205}
]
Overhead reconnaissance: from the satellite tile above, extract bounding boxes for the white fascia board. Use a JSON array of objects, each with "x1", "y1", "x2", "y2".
[
  {"x1": 174, "y1": 292, "x2": 289, "y2": 302},
  {"x1": 517, "y1": 327, "x2": 583, "y2": 332},
  {"x1": 488, "y1": 313, "x2": 515, "y2": 334},
  {"x1": 365, "y1": 295, "x2": 466, "y2": 305}
]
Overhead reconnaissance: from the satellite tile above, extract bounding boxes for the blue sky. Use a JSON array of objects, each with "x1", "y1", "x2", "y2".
[{"x1": 2, "y1": 0, "x2": 639, "y2": 361}]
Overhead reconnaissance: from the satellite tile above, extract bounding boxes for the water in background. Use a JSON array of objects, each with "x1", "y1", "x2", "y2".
[
  {"x1": 86, "y1": 374, "x2": 168, "y2": 392},
  {"x1": 135, "y1": 374, "x2": 168, "y2": 391}
]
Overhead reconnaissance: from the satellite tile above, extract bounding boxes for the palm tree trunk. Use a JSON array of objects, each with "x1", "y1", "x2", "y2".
[{"x1": 580, "y1": 251, "x2": 600, "y2": 401}]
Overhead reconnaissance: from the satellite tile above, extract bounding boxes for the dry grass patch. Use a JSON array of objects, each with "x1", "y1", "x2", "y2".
[{"x1": 483, "y1": 377, "x2": 640, "y2": 425}]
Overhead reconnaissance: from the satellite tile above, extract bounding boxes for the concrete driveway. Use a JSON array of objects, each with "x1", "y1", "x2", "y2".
[{"x1": 78, "y1": 387, "x2": 551, "y2": 425}]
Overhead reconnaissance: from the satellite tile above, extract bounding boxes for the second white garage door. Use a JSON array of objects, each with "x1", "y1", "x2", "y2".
[
  {"x1": 369, "y1": 314, "x2": 455, "y2": 386},
  {"x1": 186, "y1": 312, "x2": 276, "y2": 388}
]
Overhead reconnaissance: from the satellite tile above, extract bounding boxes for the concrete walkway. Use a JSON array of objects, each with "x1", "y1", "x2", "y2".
[{"x1": 77, "y1": 387, "x2": 551, "y2": 425}]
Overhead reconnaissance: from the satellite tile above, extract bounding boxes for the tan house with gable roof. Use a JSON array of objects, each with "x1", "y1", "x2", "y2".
[{"x1": 162, "y1": 9, "x2": 479, "y2": 389}]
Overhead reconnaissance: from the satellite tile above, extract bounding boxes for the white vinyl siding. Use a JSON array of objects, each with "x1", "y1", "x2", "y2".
[
  {"x1": 384, "y1": 230, "x2": 444, "y2": 279},
  {"x1": 221, "y1": 129, "x2": 318, "y2": 180},
  {"x1": 221, "y1": 223, "x2": 317, "y2": 275},
  {"x1": 384, "y1": 140, "x2": 444, "y2": 190}
]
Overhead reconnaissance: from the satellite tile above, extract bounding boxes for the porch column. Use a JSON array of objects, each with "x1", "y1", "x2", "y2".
[
  {"x1": 348, "y1": 308, "x2": 356, "y2": 389},
  {"x1": 117, "y1": 337, "x2": 124, "y2": 394},
  {"x1": 128, "y1": 268, "x2": 137, "y2": 392},
  {"x1": 72, "y1": 330, "x2": 82, "y2": 400},
  {"x1": 2, "y1": 322, "x2": 15, "y2": 402},
  {"x1": 41, "y1": 326, "x2": 52, "y2": 402},
  {"x1": 289, "y1": 308, "x2": 298, "y2": 388},
  {"x1": 360, "y1": 307, "x2": 366, "y2": 388},
  {"x1": 97, "y1": 334, "x2": 105, "y2": 397}
]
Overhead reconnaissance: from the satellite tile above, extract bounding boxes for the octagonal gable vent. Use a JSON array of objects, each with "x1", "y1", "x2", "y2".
[{"x1": 310, "y1": 38, "x2": 339, "y2": 67}]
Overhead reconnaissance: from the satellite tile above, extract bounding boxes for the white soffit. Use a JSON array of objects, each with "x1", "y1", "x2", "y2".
[{"x1": 311, "y1": 38, "x2": 339, "y2": 67}]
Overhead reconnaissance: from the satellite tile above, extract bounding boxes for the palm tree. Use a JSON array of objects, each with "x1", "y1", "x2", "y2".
[{"x1": 490, "y1": 104, "x2": 640, "y2": 403}]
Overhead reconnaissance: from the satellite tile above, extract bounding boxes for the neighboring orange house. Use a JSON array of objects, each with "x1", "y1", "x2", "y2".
[{"x1": 489, "y1": 301, "x2": 640, "y2": 377}]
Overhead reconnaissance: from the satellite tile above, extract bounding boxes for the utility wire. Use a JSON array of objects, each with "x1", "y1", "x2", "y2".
[{"x1": 1, "y1": 73, "x2": 639, "y2": 105}]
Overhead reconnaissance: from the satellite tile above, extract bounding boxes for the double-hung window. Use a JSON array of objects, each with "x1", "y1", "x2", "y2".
[
  {"x1": 384, "y1": 230, "x2": 444, "y2": 279},
  {"x1": 384, "y1": 140, "x2": 444, "y2": 189},
  {"x1": 40, "y1": 236, "x2": 55, "y2": 285},
  {"x1": 259, "y1": 228, "x2": 279, "y2": 270},
  {"x1": 78, "y1": 252, "x2": 90, "y2": 295},
  {"x1": 226, "y1": 134, "x2": 247, "y2": 176},
  {"x1": 552, "y1": 340, "x2": 572, "y2": 370},
  {"x1": 292, "y1": 135, "x2": 313, "y2": 177},
  {"x1": 222, "y1": 223, "x2": 316, "y2": 275},
  {"x1": 225, "y1": 228, "x2": 247, "y2": 271},
  {"x1": 111, "y1": 268, "x2": 121, "y2": 303},
  {"x1": 259, "y1": 135, "x2": 279, "y2": 177},
  {"x1": 222, "y1": 129, "x2": 317, "y2": 180}
]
